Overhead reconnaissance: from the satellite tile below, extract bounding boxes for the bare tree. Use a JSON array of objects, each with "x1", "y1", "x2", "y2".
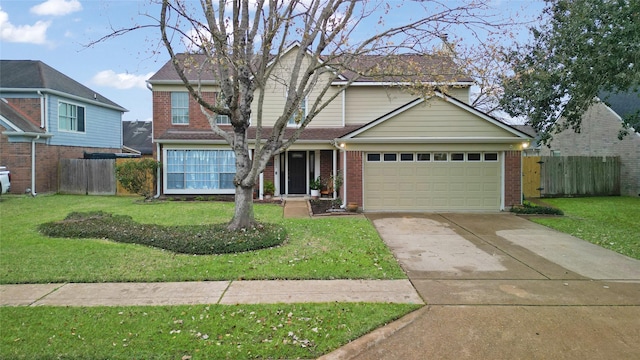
[{"x1": 148, "y1": 0, "x2": 509, "y2": 230}]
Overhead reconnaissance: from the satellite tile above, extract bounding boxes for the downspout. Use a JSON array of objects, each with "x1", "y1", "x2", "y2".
[
  {"x1": 31, "y1": 135, "x2": 40, "y2": 196},
  {"x1": 153, "y1": 142, "x2": 161, "y2": 199},
  {"x1": 37, "y1": 91, "x2": 46, "y2": 129}
]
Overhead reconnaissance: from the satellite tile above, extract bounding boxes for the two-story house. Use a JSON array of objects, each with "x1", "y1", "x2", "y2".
[
  {"x1": 0, "y1": 60, "x2": 127, "y2": 194},
  {"x1": 148, "y1": 44, "x2": 531, "y2": 211}
]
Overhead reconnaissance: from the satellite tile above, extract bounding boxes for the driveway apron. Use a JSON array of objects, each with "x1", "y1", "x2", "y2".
[{"x1": 349, "y1": 213, "x2": 640, "y2": 360}]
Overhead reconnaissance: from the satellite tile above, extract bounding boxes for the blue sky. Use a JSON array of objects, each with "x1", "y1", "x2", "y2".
[{"x1": 0, "y1": 0, "x2": 545, "y2": 123}]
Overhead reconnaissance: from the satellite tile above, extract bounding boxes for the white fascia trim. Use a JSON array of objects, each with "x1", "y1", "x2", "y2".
[
  {"x1": 155, "y1": 139, "x2": 229, "y2": 145},
  {"x1": 147, "y1": 80, "x2": 219, "y2": 86},
  {"x1": 336, "y1": 137, "x2": 528, "y2": 144},
  {"x1": 1, "y1": 88, "x2": 128, "y2": 112},
  {"x1": 331, "y1": 81, "x2": 474, "y2": 87},
  {"x1": 2, "y1": 130, "x2": 53, "y2": 138}
]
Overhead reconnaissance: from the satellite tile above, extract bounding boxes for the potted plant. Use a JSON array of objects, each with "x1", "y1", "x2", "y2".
[
  {"x1": 309, "y1": 176, "x2": 322, "y2": 198},
  {"x1": 264, "y1": 180, "x2": 275, "y2": 200}
]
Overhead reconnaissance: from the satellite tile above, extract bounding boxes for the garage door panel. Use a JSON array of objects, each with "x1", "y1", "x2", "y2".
[{"x1": 364, "y1": 154, "x2": 501, "y2": 211}]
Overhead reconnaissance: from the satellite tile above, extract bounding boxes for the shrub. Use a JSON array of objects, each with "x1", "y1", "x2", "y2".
[
  {"x1": 510, "y1": 201, "x2": 564, "y2": 215},
  {"x1": 39, "y1": 212, "x2": 287, "y2": 255},
  {"x1": 116, "y1": 159, "x2": 160, "y2": 199}
]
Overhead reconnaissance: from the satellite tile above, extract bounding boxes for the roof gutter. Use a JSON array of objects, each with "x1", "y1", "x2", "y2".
[
  {"x1": 0, "y1": 88, "x2": 128, "y2": 113},
  {"x1": 330, "y1": 81, "x2": 474, "y2": 87},
  {"x1": 334, "y1": 137, "x2": 531, "y2": 144}
]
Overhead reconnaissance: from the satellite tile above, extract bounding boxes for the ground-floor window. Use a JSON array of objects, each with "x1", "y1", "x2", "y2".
[{"x1": 166, "y1": 149, "x2": 236, "y2": 190}]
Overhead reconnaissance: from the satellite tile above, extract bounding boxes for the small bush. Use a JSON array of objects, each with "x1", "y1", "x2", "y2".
[
  {"x1": 510, "y1": 201, "x2": 564, "y2": 215},
  {"x1": 116, "y1": 159, "x2": 160, "y2": 199},
  {"x1": 39, "y1": 212, "x2": 287, "y2": 255}
]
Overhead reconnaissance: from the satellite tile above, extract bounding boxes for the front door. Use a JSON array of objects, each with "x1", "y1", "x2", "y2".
[{"x1": 287, "y1": 151, "x2": 306, "y2": 194}]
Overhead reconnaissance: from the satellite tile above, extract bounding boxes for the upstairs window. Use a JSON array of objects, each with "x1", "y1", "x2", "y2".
[
  {"x1": 215, "y1": 92, "x2": 230, "y2": 124},
  {"x1": 58, "y1": 101, "x2": 85, "y2": 132},
  {"x1": 171, "y1": 92, "x2": 189, "y2": 124},
  {"x1": 288, "y1": 97, "x2": 307, "y2": 125}
]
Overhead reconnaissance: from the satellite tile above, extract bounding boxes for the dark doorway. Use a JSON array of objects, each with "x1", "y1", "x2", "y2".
[{"x1": 288, "y1": 151, "x2": 306, "y2": 194}]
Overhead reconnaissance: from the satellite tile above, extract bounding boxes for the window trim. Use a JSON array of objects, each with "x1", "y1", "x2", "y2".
[
  {"x1": 163, "y1": 147, "x2": 237, "y2": 195},
  {"x1": 484, "y1": 152, "x2": 499, "y2": 162},
  {"x1": 433, "y1": 152, "x2": 448, "y2": 162},
  {"x1": 383, "y1": 153, "x2": 397, "y2": 162},
  {"x1": 171, "y1": 92, "x2": 189, "y2": 125},
  {"x1": 287, "y1": 96, "x2": 307, "y2": 126},
  {"x1": 366, "y1": 153, "x2": 381, "y2": 162},
  {"x1": 57, "y1": 100, "x2": 86, "y2": 133},
  {"x1": 400, "y1": 153, "x2": 414, "y2": 162}
]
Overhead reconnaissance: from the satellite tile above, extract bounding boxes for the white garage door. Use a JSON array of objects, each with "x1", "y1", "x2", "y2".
[{"x1": 363, "y1": 152, "x2": 501, "y2": 211}]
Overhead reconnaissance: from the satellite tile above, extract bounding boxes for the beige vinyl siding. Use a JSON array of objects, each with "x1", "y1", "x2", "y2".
[
  {"x1": 445, "y1": 86, "x2": 470, "y2": 104},
  {"x1": 355, "y1": 98, "x2": 516, "y2": 138},
  {"x1": 344, "y1": 87, "x2": 416, "y2": 125},
  {"x1": 252, "y1": 53, "x2": 343, "y2": 127}
]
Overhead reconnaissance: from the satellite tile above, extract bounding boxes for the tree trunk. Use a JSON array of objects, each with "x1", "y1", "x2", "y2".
[{"x1": 227, "y1": 185, "x2": 257, "y2": 230}]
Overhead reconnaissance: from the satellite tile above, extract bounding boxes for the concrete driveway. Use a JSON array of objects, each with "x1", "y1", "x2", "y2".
[{"x1": 345, "y1": 213, "x2": 640, "y2": 360}]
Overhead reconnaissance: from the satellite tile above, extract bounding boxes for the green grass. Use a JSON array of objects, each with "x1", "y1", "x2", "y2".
[
  {"x1": 530, "y1": 196, "x2": 640, "y2": 259},
  {"x1": 0, "y1": 303, "x2": 421, "y2": 359},
  {"x1": 0, "y1": 195, "x2": 406, "y2": 284}
]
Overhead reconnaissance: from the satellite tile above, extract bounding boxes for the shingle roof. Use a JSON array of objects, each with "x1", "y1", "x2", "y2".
[
  {"x1": 123, "y1": 121, "x2": 153, "y2": 154},
  {"x1": 156, "y1": 125, "x2": 362, "y2": 141},
  {"x1": 0, "y1": 100, "x2": 44, "y2": 133},
  {"x1": 600, "y1": 90, "x2": 640, "y2": 120},
  {"x1": 148, "y1": 48, "x2": 474, "y2": 85},
  {"x1": 0, "y1": 60, "x2": 127, "y2": 111}
]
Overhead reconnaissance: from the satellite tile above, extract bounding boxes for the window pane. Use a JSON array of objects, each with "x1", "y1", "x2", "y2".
[
  {"x1": 58, "y1": 102, "x2": 84, "y2": 132},
  {"x1": 434, "y1": 153, "x2": 448, "y2": 161},
  {"x1": 451, "y1": 153, "x2": 464, "y2": 161},
  {"x1": 216, "y1": 115, "x2": 230, "y2": 124},
  {"x1": 484, "y1": 153, "x2": 498, "y2": 161},
  {"x1": 468, "y1": 153, "x2": 481, "y2": 161},
  {"x1": 77, "y1": 106, "x2": 85, "y2": 132},
  {"x1": 166, "y1": 149, "x2": 236, "y2": 190},
  {"x1": 383, "y1": 153, "x2": 397, "y2": 161},
  {"x1": 367, "y1": 153, "x2": 380, "y2": 162},
  {"x1": 400, "y1": 153, "x2": 414, "y2": 161},
  {"x1": 171, "y1": 92, "x2": 189, "y2": 124},
  {"x1": 417, "y1": 153, "x2": 431, "y2": 161}
]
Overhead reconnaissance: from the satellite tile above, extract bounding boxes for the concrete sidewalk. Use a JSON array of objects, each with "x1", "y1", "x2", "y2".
[
  {"x1": 0, "y1": 279, "x2": 422, "y2": 307},
  {"x1": 283, "y1": 197, "x2": 311, "y2": 218}
]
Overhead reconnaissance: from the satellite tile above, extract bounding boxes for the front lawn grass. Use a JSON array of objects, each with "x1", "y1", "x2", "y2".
[
  {"x1": 530, "y1": 196, "x2": 639, "y2": 260},
  {"x1": 0, "y1": 302, "x2": 421, "y2": 359},
  {"x1": 0, "y1": 195, "x2": 406, "y2": 284}
]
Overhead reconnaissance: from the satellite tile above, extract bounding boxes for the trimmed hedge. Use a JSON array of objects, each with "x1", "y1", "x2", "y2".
[{"x1": 39, "y1": 211, "x2": 287, "y2": 255}]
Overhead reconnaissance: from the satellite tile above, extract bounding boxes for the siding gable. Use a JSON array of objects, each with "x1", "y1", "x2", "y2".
[{"x1": 353, "y1": 95, "x2": 523, "y2": 139}]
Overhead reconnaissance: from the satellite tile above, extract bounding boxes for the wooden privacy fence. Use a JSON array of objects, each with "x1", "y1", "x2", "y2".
[
  {"x1": 522, "y1": 156, "x2": 620, "y2": 198},
  {"x1": 59, "y1": 159, "x2": 117, "y2": 195}
]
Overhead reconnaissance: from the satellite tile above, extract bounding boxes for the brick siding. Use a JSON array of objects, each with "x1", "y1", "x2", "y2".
[
  {"x1": 344, "y1": 151, "x2": 362, "y2": 206},
  {"x1": 6, "y1": 98, "x2": 42, "y2": 126},
  {"x1": 504, "y1": 150, "x2": 522, "y2": 207},
  {"x1": 0, "y1": 130, "x2": 118, "y2": 194}
]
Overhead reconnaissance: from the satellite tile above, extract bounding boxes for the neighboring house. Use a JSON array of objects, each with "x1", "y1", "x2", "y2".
[
  {"x1": 123, "y1": 120, "x2": 153, "y2": 156},
  {"x1": 0, "y1": 60, "x2": 127, "y2": 194},
  {"x1": 147, "y1": 44, "x2": 531, "y2": 211},
  {"x1": 538, "y1": 92, "x2": 640, "y2": 196}
]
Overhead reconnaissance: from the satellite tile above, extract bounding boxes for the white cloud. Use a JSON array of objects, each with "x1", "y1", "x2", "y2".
[
  {"x1": 0, "y1": 7, "x2": 50, "y2": 44},
  {"x1": 91, "y1": 70, "x2": 155, "y2": 90},
  {"x1": 30, "y1": 0, "x2": 82, "y2": 16}
]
